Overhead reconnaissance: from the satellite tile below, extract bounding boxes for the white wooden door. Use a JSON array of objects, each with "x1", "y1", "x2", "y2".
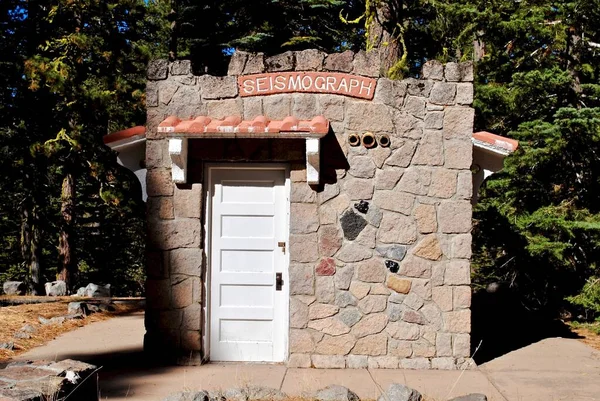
[{"x1": 208, "y1": 166, "x2": 289, "y2": 362}]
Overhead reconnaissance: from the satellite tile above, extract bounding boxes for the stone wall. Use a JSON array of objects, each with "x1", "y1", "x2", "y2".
[{"x1": 144, "y1": 49, "x2": 474, "y2": 368}]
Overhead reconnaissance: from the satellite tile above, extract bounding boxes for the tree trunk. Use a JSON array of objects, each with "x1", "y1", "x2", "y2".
[
  {"x1": 58, "y1": 172, "x2": 76, "y2": 293},
  {"x1": 30, "y1": 205, "x2": 41, "y2": 294},
  {"x1": 367, "y1": 0, "x2": 402, "y2": 73},
  {"x1": 168, "y1": 0, "x2": 178, "y2": 61},
  {"x1": 20, "y1": 186, "x2": 43, "y2": 295},
  {"x1": 20, "y1": 202, "x2": 32, "y2": 280}
]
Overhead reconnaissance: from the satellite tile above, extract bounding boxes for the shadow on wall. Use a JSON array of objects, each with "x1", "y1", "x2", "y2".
[
  {"x1": 185, "y1": 130, "x2": 349, "y2": 187},
  {"x1": 470, "y1": 286, "x2": 579, "y2": 364},
  {"x1": 315, "y1": 129, "x2": 351, "y2": 187}
]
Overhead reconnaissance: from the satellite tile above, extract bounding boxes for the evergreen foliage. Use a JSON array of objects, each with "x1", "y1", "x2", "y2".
[
  {"x1": 474, "y1": 108, "x2": 600, "y2": 313},
  {"x1": 449, "y1": 0, "x2": 600, "y2": 317},
  {"x1": 177, "y1": 0, "x2": 364, "y2": 73},
  {"x1": 0, "y1": 0, "x2": 168, "y2": 294}
]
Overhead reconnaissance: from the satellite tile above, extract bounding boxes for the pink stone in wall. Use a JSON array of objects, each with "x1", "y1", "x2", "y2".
[
  {"x1": 316, "y1": 258, "x2": 336, "y2": 276},
  {"x1": 318, "y1": 225, "x2": 343, "y2": 257}
]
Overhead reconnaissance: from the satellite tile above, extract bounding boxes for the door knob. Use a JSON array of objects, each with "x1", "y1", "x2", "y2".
[{"x1": 275, "y1": 273, "x2": 283, "y2": 291}]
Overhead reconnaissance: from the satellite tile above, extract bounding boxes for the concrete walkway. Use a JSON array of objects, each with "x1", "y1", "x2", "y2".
[{"x1": 14, "y1": 313, "x2": 600, "y2": 401}]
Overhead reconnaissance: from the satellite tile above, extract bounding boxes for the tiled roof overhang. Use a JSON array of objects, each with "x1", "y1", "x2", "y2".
[
  {"x1": 158, "y1": 115, "x2": 329, "y2": 185},
  {"x1": 103, "y1": 125, "x2": 146, "y2": 149},
  {"x1": 472, "y1": 131, "x2": 519, "y2": 155},
  {"x1": 157, "y1": 115, "x2": 329, "y2": 138},
  {"x1": 103, "y1": 125, "x2": 519, "y2": 185}
]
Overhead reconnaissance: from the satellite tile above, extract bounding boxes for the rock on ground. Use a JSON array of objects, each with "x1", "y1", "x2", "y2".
[
  {"x1": 377, "y1": 383, "x2": 421, "y2": 401},
  {"x1": 14, "y1": 331, "x2": 31, "y2": 339},
  {"x1": 87, "y1": 303, "x2": 114, "y2": 313},
  {"x1": 245, "y1": 386, "x2": 287, "y2": 401},
  {"x1": 84, "y1": 283, "x2": 111, "y2": 297},
  {"x1": 223, "y1": 388, "x2": 246, "y2": 401},
  {"x1": 316, "y1": 385, "x2": 360, "y2": 401},
  {"x1": 39, "y1": 316, "x2": 66, "y2": 325},
  {"x1": 1, "y1": 359, "x2": 98, "y2": 401},
  {"x1": 20, "y1": 324, "x2": 36, "y2": 333},
  {"x1": 448, "y1": 394, "x2": 487, "y2": 401},
  {"x1": 2, "y1": 281, "x2": 26, "y2": 295},
  {"x1": 14, "y1": 324, "x2": 37, "y2": 339},
  {"x1": 163, "y1": 391, "x2": 209, "y2": 401},
  {"x1": 44, "y1": 280, "x2": 67, "y2": 296},
  {"x1": 68, "y1": 301, "x2": 89, "y2": 315}
]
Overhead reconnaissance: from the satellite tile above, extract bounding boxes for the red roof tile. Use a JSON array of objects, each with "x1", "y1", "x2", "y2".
[
  {"x1": 473, "y1": 131, "x2": 519, "y2": 153},
  {"x1": 103, "y1": 126, "x2": 146, "y2": 144},
  {"x1": 103, "y1": 125, "x2": 519, "y2": 159},
  {"x1": 157, "y1": 115, "x2": 330, "y2": 138}
]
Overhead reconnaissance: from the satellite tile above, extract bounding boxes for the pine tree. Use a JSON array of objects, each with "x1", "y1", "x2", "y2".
[
  {"x1": 446, "y1": 0, "x2": 600, "y2": 315},
  {"x1": 0, "y1": 0, "x2": 167, "y2": 294}
]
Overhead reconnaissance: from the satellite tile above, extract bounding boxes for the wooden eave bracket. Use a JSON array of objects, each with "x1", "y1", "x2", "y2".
[
  {"x1": 169, "y1": 138, "x2": 188, "y2": 183},
  {"x1": 306, "y1": 138, "x2": 320, "y2": 185}
]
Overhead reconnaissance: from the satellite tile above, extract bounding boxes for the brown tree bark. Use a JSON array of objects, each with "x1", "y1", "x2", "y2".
[
  {"x1": 30, "y1": 206, "x2": 41, "y2": 294},
  {"x1": 168, "y1": 0, "x2": 178, "y2": 61},
  {"x1": 366, "y1": 0, "x2": 402, "y2": 73},
  {"x1": 58, "y1": 172, "x2": 76, "y2": 293},
  {"x1": 20, "y1": 174, "x2": 43, "y2": 295}
]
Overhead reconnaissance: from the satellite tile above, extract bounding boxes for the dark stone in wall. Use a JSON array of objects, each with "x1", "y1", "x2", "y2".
[
  {"x1": 148, "y1": 59, "x2": 168, "y2": 80},
  {"x1": 170, "y1": 60, "x2": 192, "y2": 76},
  {"x1": 265, "y1": 51, "x2": 295, "y2": 72},
  {"x1": 354, "y1": 200, "x2": 369, "y2": 214},
  {"x1": 385, "y1": 260, "x2": 399, "y2": 273},
  {"x1": 340, "y1": 210, "x2": 368, "y2": 241}
]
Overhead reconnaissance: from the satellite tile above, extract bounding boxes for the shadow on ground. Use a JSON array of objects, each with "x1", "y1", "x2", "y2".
[
  {"x1": 471, "y1": 288, "x2": 579, "y2": 364},
  {"x1": 41, "y1": 348, "x2": 173, "y2": 398}
]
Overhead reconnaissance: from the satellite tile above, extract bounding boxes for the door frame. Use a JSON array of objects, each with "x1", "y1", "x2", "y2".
[{"x1": 203, "y1": 163, "x2": 291, "y2": 362}]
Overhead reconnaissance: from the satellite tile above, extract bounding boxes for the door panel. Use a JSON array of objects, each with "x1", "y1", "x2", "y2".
[{"x1": 208, "y1": 167, "x2": 288, "y2": 362}]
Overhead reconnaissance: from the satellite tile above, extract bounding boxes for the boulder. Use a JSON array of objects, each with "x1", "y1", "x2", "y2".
[
  {"x1": 74, "y1": 287, "x2": 86, "y2": 297},
  {"x1": 448, "y1": 394, "x2": 487, "y2": 401},
  {"x1": 246, "y1": 386, "x2": 287, "y2": 401},
  {"x1": 20, "y1": 324, "x2": 36, "y2": 333},
  {"x1": 44, "y1": 281, "x2": 67, "y2": 296},
  {"x1": 163, "y1": 391, "x2": 209, "y2": 401},
  {"x1": 3, "y1": 281, "x2": 26, "y2": 295},
  {"x1": 316, "y1": 385, "x2": 359, "y2": 401},
  {"x1": 87, "y1": 304, "x2": 100, "y2": 313},
  {"x1": 1, "y1": 359, "x2": 98, "y2": 401},
  {"x1": 13, "y1": 331, "x2": 31, "y2": 339},
  {"x1": 87, "y1": 303, "x2": 114, "y2": 313},
  {"x1": 377, "y1": 384, "x2": 421, "y2": 401},
  {"x1": 223, "y1": 388, "x2": 246, "y2": 401},
  {"x1": 207, "y1": 390, "x2": 226, "y2": 401},
  {"x1": 84, "y1": 283, "x2": 111, "y2": 297},
  {"x1": 0, "y1": 387, "x2": 42, "y2": 401},
  {"x1": 99, "y1": 303, "x2": 115, "y2": 312},
  {"x1": 68, "y1": 302, "x2": 89, "y2": 315},
  {"x1": 14, "y1": 324, "x2": 36, "y2": 339},
  {"x1": 0, "y1": 342, "x2": 14, "y2": 350},
  {"x1": 39, "y1": 316, "x2": 66, "y2": 325}
]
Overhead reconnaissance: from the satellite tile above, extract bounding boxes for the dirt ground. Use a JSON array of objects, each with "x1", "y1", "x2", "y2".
[
  {"x1": 570, "y1": 325, "x2": 600, "y2": 351},
  {"x1": 0, "y1": 297, "x2": 143, "y2": 363}
]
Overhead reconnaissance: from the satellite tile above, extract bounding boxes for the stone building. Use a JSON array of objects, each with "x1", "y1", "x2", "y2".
[{"x1": 142, "y1": 50, "x2": 474, "y2": 369}]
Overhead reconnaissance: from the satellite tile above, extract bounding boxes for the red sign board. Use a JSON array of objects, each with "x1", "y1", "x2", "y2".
[{"x1": 238, "y1": 72, "x2": 377, "y2": 100}]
